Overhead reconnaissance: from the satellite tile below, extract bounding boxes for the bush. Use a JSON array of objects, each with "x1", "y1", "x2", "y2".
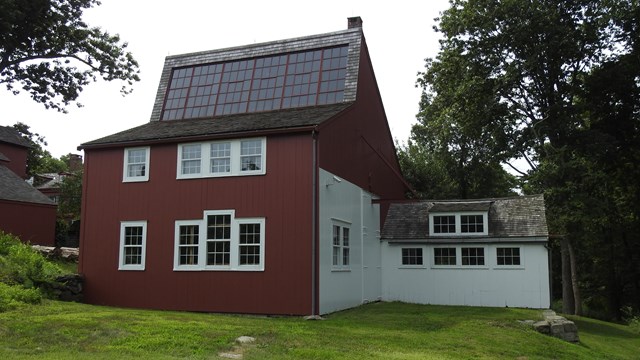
[
  {"x1": 0, "y1": 282, "x2": 42, "y2": 312},
  {"x1": 0, "y1": 231, "x2": 63, "y2": 295}
]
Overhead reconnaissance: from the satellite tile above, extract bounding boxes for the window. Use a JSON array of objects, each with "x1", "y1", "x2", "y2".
[
  {"x1": 123, "y1": 147, "x2": 150, "y2": 182},
  {"x1": 429, "y1": 213, "x2": 488, "y2": 236},
  {"x1": 497, "y1": 247, "x2": 521, "y2": 266},
  {"x1": 119, "y1": 221, "x2": 147, "y2": 270},
  {"x1": 462, "y1": 247, "x2": 485, "y2": 266},
  {"x1": 177, "y1": 138, "x2": 266, "y2": 178},
  {"x1": 176, "y1": 222, "x2": 199, "y2": 267},
  {"x1": 401, "y1": 248, "x2": 424, "y2": 266},
  {"x1": 332, "y1": 224, "x2": 350, "y2": 269},
  {"x1": 206, "y1": 214, "x2": 231, "y2": 266},
  {"x1": 433, "y1": 215, "x2": 456, "y2": 234},
  {"x1": 434, "y1": 247, "x2": 456, "y2": 266},
  {"x1": 461, "y1": 215, "x2": 484, "y2": 233},
  {"x1": 173, "y1": 211, "x2": 265, "y2": 271}
]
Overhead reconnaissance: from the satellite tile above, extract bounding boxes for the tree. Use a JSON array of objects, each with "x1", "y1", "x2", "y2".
[
  {"x1": 414, "y1": 0, "x2": 640, "y2": 318},
  {"x1": 12, "y1": 122, "x2": 67, "y2": 177},
  {"x1": 0, "y1": 0, "x2": 140, "y2": 112}
]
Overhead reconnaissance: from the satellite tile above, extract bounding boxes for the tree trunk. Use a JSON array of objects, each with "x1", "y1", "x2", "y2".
[
  {"x1": 561, "y1": 237, "x2": 575, "y2": 314},
  {"x1": 567, "y1": 238, "x2": 581, "y2": 315}
]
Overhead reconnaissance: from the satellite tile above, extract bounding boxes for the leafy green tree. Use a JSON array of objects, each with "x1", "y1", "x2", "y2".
[
  {"x1": 0, "y1": 0, "x2": 140, "y2": 112},
  {"x1": 413, "y1": 0, "x2": 640, "y2": 318},
  {"x1": 12, "y1": 122, "x2": 67, "y2": 177}
]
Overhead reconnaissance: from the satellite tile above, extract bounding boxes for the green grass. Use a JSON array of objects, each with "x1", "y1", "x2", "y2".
[{"x1": 0, "y1": 301, "x2": 638, "y2": 359}]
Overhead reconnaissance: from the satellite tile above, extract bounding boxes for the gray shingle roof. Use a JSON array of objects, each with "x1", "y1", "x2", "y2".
[
  {"x1": 0, "y1": 126, "x2": 31, "y2": 148},
  {"x1": 381, "y1": 194, "x2": 548, "y2": 243},
  {"x1": 80, "y1": 102, "x2": 352, "y2": 149},
  {"x1": 0, "y1": 165, "x2": 56, "y2": 205}
]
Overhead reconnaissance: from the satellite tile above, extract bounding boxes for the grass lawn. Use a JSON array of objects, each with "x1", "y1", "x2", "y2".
[{"x1": 0, "y1": 301, "x2": 638, "y2": 359}]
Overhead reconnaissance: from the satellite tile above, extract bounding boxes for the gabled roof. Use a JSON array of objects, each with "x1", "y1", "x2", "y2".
[
  {"x1": 79, "y1": 102, "x2": 352, "y2": 149},
  {"x1": 381, "y1": 195, "x2": 548, "y2": 243},
  {"x1": 0, "y1": 126, "x2": 31, "y2": 148},
  {"x1": 0, "y1": 165, "x2": 56, "y2": 205}
]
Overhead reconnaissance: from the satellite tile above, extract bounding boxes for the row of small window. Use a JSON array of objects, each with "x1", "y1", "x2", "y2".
[
  {"x1": 123, "y1": 138, "x2": 266, "y2": 182},
  {"x1": 119, "y1": 210, "x2": 265, "y2": 271},
  {"x1": 401, "y1": 246, "x2": 521, "y2": 267},
  {"x1": 430, "y1": 213, "x2": 488, "y2": 236}
]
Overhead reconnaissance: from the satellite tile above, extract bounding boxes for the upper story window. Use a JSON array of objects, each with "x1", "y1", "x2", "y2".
[
  {"x1": 123, "y1": 147, "x2": 150, "y2": 182},
  {"x1": 161, "y1": 46, "x2": 349, "y2": 120},
  {"x1": 429, "y1": 213, "x2": 488, "y2": 236},
  {"x1": 177, "y1": 138, "x2": 265, "y2": 179}
]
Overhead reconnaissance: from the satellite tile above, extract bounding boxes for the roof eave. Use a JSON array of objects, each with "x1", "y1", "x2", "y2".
[{"x1": 78, "y1": 124, "x2": 319, "y2": 151}]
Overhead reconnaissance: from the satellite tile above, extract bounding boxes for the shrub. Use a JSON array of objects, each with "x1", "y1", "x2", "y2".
[
  {"x1": 0, "y1": 282, "x2": 42, "y2": 312},
  {"x1": 0, "y1": 231, "x2": 63, "y2": 289}
]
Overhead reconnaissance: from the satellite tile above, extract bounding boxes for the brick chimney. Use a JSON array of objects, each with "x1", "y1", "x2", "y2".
[
  {"x1": 66, "y1": 154, "x2": 83, "y2": 172},
  {"x1": 348, "y1": 16, "x2": 363, "y2": 29}
]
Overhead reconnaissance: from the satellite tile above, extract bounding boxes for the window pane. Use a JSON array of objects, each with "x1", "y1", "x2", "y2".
[{"x1": 461, "y1": 215, "x2": 484, "y2": 233}]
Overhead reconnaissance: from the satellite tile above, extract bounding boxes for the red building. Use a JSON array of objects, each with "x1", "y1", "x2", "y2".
[
  {"x1": 0, "y1": 126, "x2": 56, "y2": 246},
  {"x1": 78, "y1": 17, "x2": 410, "y2": 315}
]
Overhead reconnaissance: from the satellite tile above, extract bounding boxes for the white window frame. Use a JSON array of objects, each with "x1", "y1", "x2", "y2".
[
  {"x1": 123, "y1": 147, "x2": 150, "y2": 182},
  {"x1": 429, "y1": 212, "x2": 488, "y2": 236},
  {"x1": 118, "y1": 221, "x2": 147, "y2": 271},
  {"x1": 494, "y1": 246, "x2": 524, "y2": 269},
  {"x1": 431, "y1": 245, "x2": 490, "y2": 269},
  {"x1": 173, "y1": 220, "x2": 203, "y2": 270},
  {"x1": 400, "y1": 247, "x2": 425, "y2": 268},
  {"x1": 460, "y1": 246, "x2": 486, "y2": 267},
  {"x1": 173, "y1": 210, "x2": 265, "y2": 271},
  {"x1": 176, "y1": 137, "x2": 266, "y2": 179},
  {"x1": 331, "y1": 220, "x2": 351, "y2": 271}
]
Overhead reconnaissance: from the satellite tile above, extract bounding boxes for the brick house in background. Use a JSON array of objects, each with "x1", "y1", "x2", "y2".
[
  {"x1": 0, "y1": 126, "x2": 56, "y2": 246},
  {"x1": 77, "y1": 17, "x2": 550, "y2": 315}
]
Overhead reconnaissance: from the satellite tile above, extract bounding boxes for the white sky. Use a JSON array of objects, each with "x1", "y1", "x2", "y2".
[{"x1": 0, "y1": 0, "x2": 450, "y2": 158}]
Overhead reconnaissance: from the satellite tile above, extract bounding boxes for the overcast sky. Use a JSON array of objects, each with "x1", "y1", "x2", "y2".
[{"x1": 0, "y1": 0, "x2": 450, "y2": 158}]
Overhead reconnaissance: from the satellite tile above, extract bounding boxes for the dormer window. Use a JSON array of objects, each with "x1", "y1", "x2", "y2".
[{"x1": 429, "y1": 212, "x2": 488, "y2": 236}]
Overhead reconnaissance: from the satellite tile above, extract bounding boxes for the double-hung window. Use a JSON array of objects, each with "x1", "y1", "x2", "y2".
[
  {"x1": 177, "y1": 138, "x2": 265, "y2": 178},
  {"x1": 174, "y1": 210, "x2": 265, "y2": 271},
  {"x1": 118, "y1": 221, "x2": 147, "y2": 270},
  {"x1": 332, "y1": 223, "x2": 350, "y2": 269},
  {"x1": 123, "y1": 147, "x2": 150, "y2": 182}
]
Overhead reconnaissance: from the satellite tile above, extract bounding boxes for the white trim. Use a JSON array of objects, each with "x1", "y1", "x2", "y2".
[
  {"x1": 429, "y1": 212, "x2": 489, "y2": 236},
  {"x1": 176, "y1": 137, "x2": 266, "y2": 179},
  {"x1": 331, "y1": 220, "x2": 351, "y2": 270},
  {"x1": 173, "y1": 210, "x2": 265, "y2": 271},
  {"x1": 493, "y1": 245, "x2": 525, "y2": 270},
  {"x1": 123, "y1": 147, "x2": 150, "y2": 182},
  {"x1": 399, "y1": 246, "x2": 426, "y2": 268},
  {"x1": 118, "y1": 221, "x2": 147, "y2": 271},
  {"x1": 430, "y1": 245, "x2": 490, "y2": 269},
  {"x1": 173, "y1": 220, "x2": 204, "y2": 271}
]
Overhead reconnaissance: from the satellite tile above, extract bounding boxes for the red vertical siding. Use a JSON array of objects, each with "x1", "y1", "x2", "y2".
[
  {"x1": 79, "y1": 133, "x2": 315, "y2": 315},
  {"x1": 0, "y1": 200, "x2": 56, "y2": 246},
  {"x1": 318, "y1": 39, "x2": 408, "y2": 209},
  {"x1": 0, "y1": 143, "x2": 29, "y2": 179}
]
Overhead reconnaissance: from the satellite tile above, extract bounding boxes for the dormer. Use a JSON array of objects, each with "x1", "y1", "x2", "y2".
[{"x1": 428, "y1": 201, "x2": 491, "y2": 237}]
